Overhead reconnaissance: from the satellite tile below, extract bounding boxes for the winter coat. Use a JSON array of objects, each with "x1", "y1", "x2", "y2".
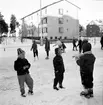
[
  {"x1": 77, "y1": 39, "x2": 82, "y2": 48},
  {"x1": 31, "y1": 43, "x2": 37, "y2": 52},
  {"x1": 100, "y1": 36, "x2": 103, "y2": 45},
  {"x1": 14, "y1": 58, "x2": 31, "y2": 76},
  {"x1": 62, "y1": 42, "x2": 66, "y2": 49},
  {"x1": 76, "y1": 51, "x2": 96, "y2": 74},
  {"x1": 45, "y1": 39, "x2": 50, "y2": 51},
  {"x1": 53, "y1": 55, "x2": 65, "y2": 74},
  {"x1": 73, "y1": 39, "x2": 77, "y2": 46}
]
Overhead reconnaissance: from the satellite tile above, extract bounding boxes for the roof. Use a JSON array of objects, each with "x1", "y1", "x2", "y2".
[{"x1": 21, "y1": 0, "x2": 81, "y2": 20}]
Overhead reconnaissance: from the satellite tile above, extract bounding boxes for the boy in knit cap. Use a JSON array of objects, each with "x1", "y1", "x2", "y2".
[
  {"x1": 14, "y1": 48, "x2": 33, "y2": 97},
  {"x1": 75, "y1": 42, "x2": 96, "y2": 98}
]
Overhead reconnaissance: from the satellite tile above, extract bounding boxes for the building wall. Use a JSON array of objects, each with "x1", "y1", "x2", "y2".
[
  {"x1": 41, "y1": 15, "x2": 79, "y2": 39},
  {"x1": 22, "y1": 0, "x2": 79, "y2": 38}
]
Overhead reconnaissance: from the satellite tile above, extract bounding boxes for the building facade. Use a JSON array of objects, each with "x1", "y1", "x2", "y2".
[{"x1": 21, "y1": 0, "x2": 80, "y2": 39}]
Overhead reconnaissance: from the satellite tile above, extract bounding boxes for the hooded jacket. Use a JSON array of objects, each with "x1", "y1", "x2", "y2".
[{"x1": 76, "y1": 42, "x2": 96, "y2": 73}]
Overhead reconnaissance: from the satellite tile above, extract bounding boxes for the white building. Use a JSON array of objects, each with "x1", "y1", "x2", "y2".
[{"x1": 21, "y1": 0, "x2": 80, "y2": 39}]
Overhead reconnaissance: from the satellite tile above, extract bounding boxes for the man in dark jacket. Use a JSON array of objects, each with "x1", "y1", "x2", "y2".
[
  {"x1": 100, "y1": 35, "x2": 103, "y2": 49},
  {"x1": 77, "y1": 36, "x2": 82, "y2": 53},
  {"x1": 45, "y1": 37, "x2": 50, "y2": 59},
  {"x1": 14, "y1": 48, "x2": 33, "y2": 97},
  {"x1": 53, "y1": 48, "x2": 65, "y2": 90},
  {"x1": 72, "y1": 37, "x2": 77, "y2": 51},
  {"x1": 75, "y1": 42, "x2": 96, "y2": 98}
]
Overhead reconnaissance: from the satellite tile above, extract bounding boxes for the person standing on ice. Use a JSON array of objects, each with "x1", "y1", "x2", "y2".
[
  {"x1": 77, "y1": 36, "x2": 82, "y2": 53},
  {"x1": 53, "y1": 48, "x2": 65, "y2": 90},
  {"x1": 72, "y1": 37, "x2": 78, "y2": 51},
  {"x1": 45, "y1": 37, "x2": 50, "y2": 59},
  {"x1": 14, "y1": 48, "x2": 34, "y2": 97},
  {"x1": 31, "y1": 40, "x2": 38, "y2": 61},
  {"x1": 100, "y1": 35, "x2": 103, "y2": 50},
  {"x1": 74, "y1": 42, "x2": 96, "y2": 98}
]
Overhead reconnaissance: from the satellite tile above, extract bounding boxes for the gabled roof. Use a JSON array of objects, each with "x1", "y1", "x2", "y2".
[
  {"x1": 21, "y1": 0, "x2": 80, "y2": 20},
  {"x1": 89, "y1": 20, "x2": 103, "y2": 26}
]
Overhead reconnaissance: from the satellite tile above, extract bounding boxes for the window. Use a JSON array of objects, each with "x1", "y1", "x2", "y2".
[
  {"x1": 42, "y1": 17, "x2": 47, "y2": 24},
  {"x1": 50, "y1": 37, "x2": 53, "y2": 39},
  {"x1": 55, "y1": 36, "x2": 57, "y2": 39},
  {"x1": 58, "y1": 8, "x2": 63, "y2": 15},
  {"x1": 64, "y1": 37, "x2": 67, "y2": 39},
  {"x1": 59, "y1": 27, "x2": 64, "y2": 33},
  {"x1": 42, "y1": 27, "x2": 48, "y2": 33},
  {"x1": 58, "y1": 18, "x2": 63, "y2": 24},
  {"x1": 59, "y1": 36, "x2": 62, "y2": 39}
]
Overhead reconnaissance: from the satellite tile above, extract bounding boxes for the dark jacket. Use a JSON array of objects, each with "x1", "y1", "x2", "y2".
[
  {"x1": 14, "y1": 58, "x2": 31, "y2": 76},
  {"x1": 53, "y1": 55, "x2": 65, "y2": 74},
  {"x1": 73, "y1": 39, "x2": 77, "y2": 46},
  {"x1": 45, "y1": 39, "x2": 50, "y2": 51},
  {"x1": 31, "y1": 43, "x2": 37, "y2": 52},
  {"x1": 100, "y1": 36, "x2": 103, "y2": 45},
  {"x1": 76, "y1": 52, "x2": 96, "y2": 74},
  {"x1": 77, "y1": 39, "x2": 82, "y2": 48}
]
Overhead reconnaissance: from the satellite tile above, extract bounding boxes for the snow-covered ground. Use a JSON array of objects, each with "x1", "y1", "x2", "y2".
[{"x1": 0, "y1": 38, "x2": 103, "y2": 105}]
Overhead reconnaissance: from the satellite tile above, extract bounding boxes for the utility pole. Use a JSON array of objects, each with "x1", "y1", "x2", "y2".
[{"x1": 40, "y1": 0, "x2": 43, "y2": 46}]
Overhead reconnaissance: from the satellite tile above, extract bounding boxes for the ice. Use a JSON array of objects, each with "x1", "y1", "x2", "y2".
[{"x1": 0, "y1": 37, "x2": 103, "y2": 105}]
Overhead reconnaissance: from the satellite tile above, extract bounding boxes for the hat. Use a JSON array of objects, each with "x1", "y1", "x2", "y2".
[
  {"x1": 82, "y1": 42, "x2": 92, "y2": 53},
  {"x1": 17, "y1": 48, "x2": 25, "y2": 55}
]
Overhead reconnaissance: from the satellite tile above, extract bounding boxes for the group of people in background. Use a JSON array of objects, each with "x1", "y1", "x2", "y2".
[
  {"x1": 30, "y1": 37, "x2": 66, "y2": 61},
  {"x1": 14, "y1": 36, "x2": 96, "y2": 99}
]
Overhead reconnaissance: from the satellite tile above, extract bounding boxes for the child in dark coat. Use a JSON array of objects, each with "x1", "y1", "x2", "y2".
[
  {"x1": 75, "y1": 42, "x2": 96, "y2": 98},
  {"x1": 62, "y1": 42, "x2": 66, "y2": 53},
  {"x1": 53, "y1": 48, "x2": 65, "y2": 90},
  {"x1": 72, "y1": 37, "x2": 77, "y2": 51},
  {"x1": 14, "y1": 48, "x2": 33, "y2": 97},
  {"x1": 31, "y1": 40, "x2": 38, "y2": 61}
]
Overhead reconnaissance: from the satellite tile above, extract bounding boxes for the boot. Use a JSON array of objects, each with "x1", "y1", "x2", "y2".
[
  {"x1": 28, "y1": 90, "x2": 34, "y2": 95},
  {"x1": 45, "y1": 56, "x2": 49, "y2": 59},
  {"x1": 59, "y1": 84, "x2": 65, "y2": 89},
  {"x1": 21, "y1": 93, "x2": 26, "y2": 97},
  {"x1": 88, "y1": 88, "x2": 93, "y2": 97},
  {"x1": 80, "y1": 89, "x2": 88, "y2": 96},
  {"x1": 53, "y1": 86, "x2": 59, "y2": 90}
]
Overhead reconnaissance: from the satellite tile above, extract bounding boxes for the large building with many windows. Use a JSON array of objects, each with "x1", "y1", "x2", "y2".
[{"x1": 21, "y1": 0, "x2": 80, "y2": 39}]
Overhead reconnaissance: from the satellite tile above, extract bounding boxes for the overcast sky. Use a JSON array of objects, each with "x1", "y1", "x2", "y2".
[{"x1": 0, "y1": 0, "x2": 103, "y2": 25}]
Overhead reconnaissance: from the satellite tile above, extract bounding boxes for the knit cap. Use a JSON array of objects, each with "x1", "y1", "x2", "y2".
[
  {"x1": 82, "y1": 42, "x2": 92, "y2": 53},
  {"x1": 17, "y1": 48, "x2": 25, "y2": 56}
]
